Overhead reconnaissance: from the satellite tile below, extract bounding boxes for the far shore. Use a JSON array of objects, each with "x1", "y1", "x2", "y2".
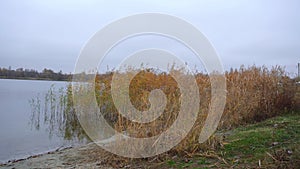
[{"x1": 0, "y1": 76, "x2": 70, "y2": 82}]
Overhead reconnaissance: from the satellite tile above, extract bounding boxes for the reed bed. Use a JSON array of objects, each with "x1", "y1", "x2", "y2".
[
  {"x1": 31, "y1": 65, "x2": 298, "y2": 157},
  {"x1": 91, "y1": 65, "x2": 298, "y2": 156}
]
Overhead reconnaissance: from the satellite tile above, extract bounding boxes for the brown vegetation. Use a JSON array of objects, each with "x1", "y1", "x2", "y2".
[{"x1": 92, "y1": 65, "x2": 298, "y2": 156}]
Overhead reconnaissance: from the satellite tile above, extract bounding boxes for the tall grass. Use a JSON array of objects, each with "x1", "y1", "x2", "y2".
[
  {"x1": 29, "y1": 85, "x2": 87, "y2": 141},
  {"x1": 30, "y1": 65, "x2": 298, "y2": 156},
  {"x1": 93, "y1": 65, "x2": 298, "y2": 155}
]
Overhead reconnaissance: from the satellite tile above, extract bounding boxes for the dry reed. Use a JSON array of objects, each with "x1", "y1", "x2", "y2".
[{"x1": 91, "y1": 65, "x2": 298, "y2": 155}]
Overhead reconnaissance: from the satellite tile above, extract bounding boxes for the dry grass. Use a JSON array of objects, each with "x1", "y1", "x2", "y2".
[{"x1": 91, "y1": 65, "x2": 298, "y2": 157}]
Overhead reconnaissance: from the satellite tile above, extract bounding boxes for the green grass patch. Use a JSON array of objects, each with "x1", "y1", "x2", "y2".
[
  {"x1": 222, "y1": 111, "x2": 300, "y2": 167},
  {"x1": 160, "y1": 111, "x2": 300, "y2": 168}
]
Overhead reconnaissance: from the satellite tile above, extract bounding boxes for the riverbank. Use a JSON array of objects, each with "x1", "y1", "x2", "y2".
[
  {"x1": 0, "y1": 143, "x2": 111, "y2": 169},
  {"x1": 1, "y1": 112, "x2": 299, "y2": 168}
]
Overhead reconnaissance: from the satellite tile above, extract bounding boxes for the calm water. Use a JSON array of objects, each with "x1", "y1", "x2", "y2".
[{"x1": 0, "y1": 79, "x2": 83, "y2": 163}]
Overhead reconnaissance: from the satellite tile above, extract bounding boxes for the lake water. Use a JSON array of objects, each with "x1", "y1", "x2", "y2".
[{"x1": 0, "y1": 79, "x2": 84, "y2": 163}]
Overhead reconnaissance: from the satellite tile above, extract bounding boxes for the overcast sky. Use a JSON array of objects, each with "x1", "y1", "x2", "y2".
[{"x1": 0, "y1": 0, "x2": 299, "y2": 75}]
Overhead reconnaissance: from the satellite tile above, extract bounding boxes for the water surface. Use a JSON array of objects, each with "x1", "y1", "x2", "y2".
[{"x1": 0, "y1": 79, "x2": 83, "y2": 163}]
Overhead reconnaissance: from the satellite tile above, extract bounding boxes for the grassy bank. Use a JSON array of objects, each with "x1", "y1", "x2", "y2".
[
  {"x1": 141, "y1": 111, "x2": 300, "y2": 168},
  {"x1": 3, "y1": 111, "x2": 298, "y2": 169}
]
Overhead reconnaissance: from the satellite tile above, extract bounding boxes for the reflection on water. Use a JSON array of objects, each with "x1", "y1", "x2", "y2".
[
  {"x1": 29, "y1": 84, "x2": 89, "y2": 141},
  {"x1": 0, "y1": 79, "x2": 89, "y2": 163}
]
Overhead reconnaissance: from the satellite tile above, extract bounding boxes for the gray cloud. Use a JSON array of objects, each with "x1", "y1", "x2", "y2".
[{"x1": 0, "y1": 0, "x2": 299, "y2": 75}]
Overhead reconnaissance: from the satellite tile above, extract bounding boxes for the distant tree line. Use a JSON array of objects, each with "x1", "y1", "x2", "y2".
[{"x1": 0, "y1": 67, "x2": 71, "y2": 81}]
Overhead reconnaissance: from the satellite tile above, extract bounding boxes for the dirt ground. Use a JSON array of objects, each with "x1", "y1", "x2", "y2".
[{"x1": 0, "y1": 143, "x2": 114, "y2": 169}]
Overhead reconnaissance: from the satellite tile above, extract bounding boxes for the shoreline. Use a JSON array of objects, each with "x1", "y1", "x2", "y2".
[
  {"x1": 1, "y1": 112, "x2": 299, "y2": 168},
  {"x1": 0, "y1": 146, "x2": 74, "y2": 165},
  {"x1": 0, "y1": 142, "x2": 111, "y2": 169}
]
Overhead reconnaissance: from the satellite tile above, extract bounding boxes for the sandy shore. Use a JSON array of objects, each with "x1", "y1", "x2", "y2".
[{"x1": 0, "y1": 143, "x2": 113, "y2": 169}]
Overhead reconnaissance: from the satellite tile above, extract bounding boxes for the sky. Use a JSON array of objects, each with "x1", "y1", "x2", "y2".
[{"x1": 0, "y1": 0, "x2": 299, "y2": 75}]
